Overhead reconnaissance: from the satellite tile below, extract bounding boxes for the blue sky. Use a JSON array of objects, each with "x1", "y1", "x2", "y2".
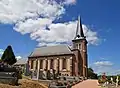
[{"x1": 0, "y1": 0, "x2": 120, "y2": 75}]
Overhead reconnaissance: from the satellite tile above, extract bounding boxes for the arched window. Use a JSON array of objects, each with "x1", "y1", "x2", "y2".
[
  {"x1": 79, "y1": 44, "x2": 81, "y2": 49},
  {"x1": 50, "y1": 59, "x2": 54, "y2": 69},
  {"x1": 36, "y1": 60, "x2": 38, "y2": 69},
  {"x1": 31, "y1": 60, "x2": 34, "y2": 69},
  {"x1": 63, "y1": 59, "x2": 66, "y2": 69},
  {"x1": 40, "y1": 60, "x2": 43, "y2": 69}
]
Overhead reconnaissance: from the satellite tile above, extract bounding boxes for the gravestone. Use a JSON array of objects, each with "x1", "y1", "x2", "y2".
[
  {"x1": 39, "y1": 70, "x2": 43, "y2": 79},
  {"x1": 24, "y1": 63, "x2": 30, "y2": 76},
  {"x1": 111, "y1": 77, "x2": 113, "y2": 84},
  {"x1": 42, "y1": 70, "x2": 47, "y2": 79},
  {"x1": 31, "y1": 70, "x2": 38, "y2": 80},
  {"x1": 0, "y1": 64, "x2": 22, "y2": 85},
  {"x1": 116, "y1": 76, "x2": 119, "y2": 87}
]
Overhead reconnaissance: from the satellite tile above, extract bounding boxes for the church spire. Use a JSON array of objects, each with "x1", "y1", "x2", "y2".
[{"x1": 74, "y1": 15, "x2": 85, "y2": 39}]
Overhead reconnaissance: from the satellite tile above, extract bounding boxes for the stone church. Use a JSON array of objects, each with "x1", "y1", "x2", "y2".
[{"x1": 28, "y1": 16, "x2": 88, "y2": 78}]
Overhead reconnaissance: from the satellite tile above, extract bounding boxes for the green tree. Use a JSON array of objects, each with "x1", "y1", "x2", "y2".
[
  {"x1": 88, "y1": 68, "x2": 94, "y2": 73},
  {"x1": 1, "y1": 45, "x2": 16, "y2": 65},
  {"x1": 88, "y1": 68, "x2": 98, "y2": 79}
]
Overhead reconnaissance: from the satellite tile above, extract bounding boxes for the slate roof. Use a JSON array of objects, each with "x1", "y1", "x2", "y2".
[
  {"x1": 14, "y1": 59, "x2": 27, "y2": 65},
  {"x1": 29, "y1": 45, "x2": 73, "y2": 57}
]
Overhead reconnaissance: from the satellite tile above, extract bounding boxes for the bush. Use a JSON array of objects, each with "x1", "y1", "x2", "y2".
[
  {"x1": 0, "y1": 77, "x2": 18, "y2": 86},
  {"x1": 87, "y1": 68, "x2": 98, "y2": 79},
  {"x1": 98, "y1": 78, "x2": 106, "y2": 84}
]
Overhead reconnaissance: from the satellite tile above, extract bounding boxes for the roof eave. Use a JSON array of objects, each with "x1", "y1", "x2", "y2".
[{"x1": 28, "y1": 53, "x2": 74, "y2": 58}]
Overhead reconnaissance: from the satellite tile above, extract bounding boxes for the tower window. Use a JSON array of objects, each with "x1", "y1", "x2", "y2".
[
  {"x1": 79, "y1": 44, "x2": 81, "y2": 49},
  {"x1": 76, "y1": 43, "x2": 81, "y2": 49},
  {"x1": 75, "y1": 44, "x2": 78, "y2": 49}
]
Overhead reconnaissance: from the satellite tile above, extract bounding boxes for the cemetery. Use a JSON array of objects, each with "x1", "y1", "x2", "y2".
[
  {"x1": 30, "y1": 69, "x2": 84, "y2": 88},
  {"x1": 1, "y1": 45, "x2": 120, "y2": 88},
  {"x1": 0, "y1": 62, "x2": 22, "y2": 85}
]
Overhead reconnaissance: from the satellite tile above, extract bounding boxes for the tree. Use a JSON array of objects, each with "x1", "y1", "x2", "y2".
[
  {"x1": 1, "y1": 45, "x2": 16, "y2": 65},
  {"x1": 88, "y1": 68, "x2": 98, "y2": 79}
]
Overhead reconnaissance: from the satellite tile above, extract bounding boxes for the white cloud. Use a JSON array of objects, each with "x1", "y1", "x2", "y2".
[
  {"x1": 14, "y1": 18, "x2": 52, "y2": 35},
  {"x1": 0, "y1": 49, "x2": 4, "y2": 55},
  {"x1": 92, "y1": 61, "x2": 114, "y2": 75},
  {"x1": 0, "y1": 0, "x2": 65, "y2": 23},
  {"x1": 94, "y1": 61, "x2": 113, "y2": 66},
  {"x1": 64, "y1": 0, "x2": 76, "y2": 5},
  {"x1": 16, "y1": 56, "x2": 22, "y2": 60},
  {"x1": 0, "y1": 0, "x2": 99, "y2": 46},
  {"x1": 14, "y1": 19, "x2": 99, "y2": 46}
]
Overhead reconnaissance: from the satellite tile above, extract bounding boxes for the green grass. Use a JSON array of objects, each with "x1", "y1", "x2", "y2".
[{"x1": 22, "y1": 75, "x2": 31, "y2": 80}]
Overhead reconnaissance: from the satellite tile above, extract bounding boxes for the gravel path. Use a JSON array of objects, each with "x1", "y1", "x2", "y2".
[{"x1": 72, "y1": 79, "x2": 100, "y2": 88}]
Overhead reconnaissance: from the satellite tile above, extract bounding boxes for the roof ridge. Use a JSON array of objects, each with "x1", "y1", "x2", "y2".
[{"x1": 36, "y1": 44, "x2": 68, "y2": 48}]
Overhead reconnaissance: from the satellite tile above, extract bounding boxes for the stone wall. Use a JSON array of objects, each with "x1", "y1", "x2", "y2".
[{"x1": 28, "y1": 55, "x2": 73, "y2": 76}]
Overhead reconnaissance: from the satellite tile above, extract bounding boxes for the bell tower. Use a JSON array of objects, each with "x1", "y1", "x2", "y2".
[{"x1": 72, "y1": 16, "x2": 88, "y2": 77}]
